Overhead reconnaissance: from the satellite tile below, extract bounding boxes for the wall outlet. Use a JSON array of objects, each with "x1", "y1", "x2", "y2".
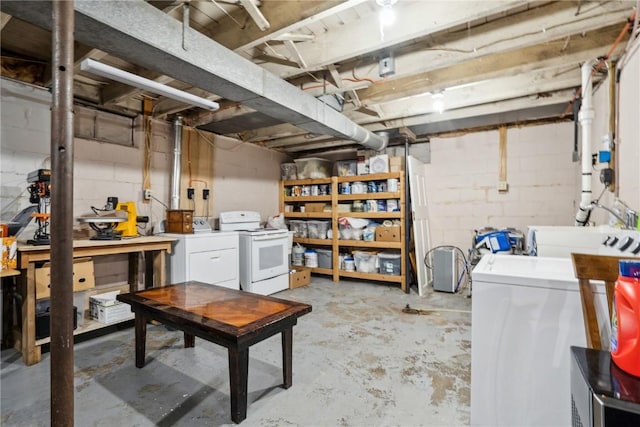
[
  {"x1": 143, "y1": 189, "x2": 152, "y2": 200},
  {"x1": 497, "y1": 181, "x2": 509, "y2": 192}
]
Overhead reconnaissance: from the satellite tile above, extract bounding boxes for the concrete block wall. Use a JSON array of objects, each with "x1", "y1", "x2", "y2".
[{"x1": 424, "y1": 122, "x2": 580, "y2": 251}]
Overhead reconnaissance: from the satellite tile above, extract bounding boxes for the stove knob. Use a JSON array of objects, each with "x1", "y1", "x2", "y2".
[
  {"x1": 603, "y1": 236, "x2": 612, "y2": 246},
  {"x1": 632, "y1": 242, "x2": 640, "y2": 255},
  {"x1": 608, "y1": 236, "x2": 619, "y2": 247},
  {"x1": 618, "y1": 236, "x2": 633, "y2": 251}
]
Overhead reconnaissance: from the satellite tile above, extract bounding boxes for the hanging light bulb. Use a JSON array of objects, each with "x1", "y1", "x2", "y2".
[
  {"x1": 377, "y1": 0, "x2": 398, "y2": 27},
  {"x1": 432, "y1": 91, "x2": 445, "y2": 114}
]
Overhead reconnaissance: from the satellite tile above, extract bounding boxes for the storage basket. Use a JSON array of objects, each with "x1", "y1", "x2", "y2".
[
  {"x1": 353, "y1": 250, "x2": 378, "y2": 273},
  {"x1": 316, "y1": 248, "x2": 332, "y2": 269},
  {"x1": 378, "y1": 251, "x2": 401, "y2": 275},
  {"x1": 294, "y1": 157, "x2": 332, "y2": 179},
  {"x1": 289, "y1": 220, "x2": 308, "y2": 238},
  {"x1": 307, "y1": 220, "x2": 330, "y2": 239}
]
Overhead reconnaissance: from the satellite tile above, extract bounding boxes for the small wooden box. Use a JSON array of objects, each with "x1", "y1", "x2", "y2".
[
  {"x1": 304, "y1": 203, "x2": 327, "y2": 212},
  {"x1": 166, "y1": 210, "x2": 194, "y2": 234},
  {"x1": 376, "y1": 226, "x2": 401, "y2": 242},
  {"x1": 289, "y1": 267, "x2": 311, "y2": 289}
]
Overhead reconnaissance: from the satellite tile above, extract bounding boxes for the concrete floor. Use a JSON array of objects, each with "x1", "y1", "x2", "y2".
[{"x1": 1, "y1": 277, "x2": 471, "y2": 426}]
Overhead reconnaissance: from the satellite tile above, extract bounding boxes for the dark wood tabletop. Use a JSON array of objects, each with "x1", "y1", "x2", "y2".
[{"x1": 117, "y1": 281, "x2": 311, "y2": 342}]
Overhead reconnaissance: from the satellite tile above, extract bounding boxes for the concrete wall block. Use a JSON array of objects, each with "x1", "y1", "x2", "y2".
[
  {"x1": 473, "y1": 173, "x2": 499, "y2": 188},
  {"x1": 74, "y1": 160, "x2": 116, "y2": 182},
  {"x1": 486, "y1": 188, "x2": 519, "y2": 203},
  {"x1": 1, "y1": 127, "x2": 50, "y2": 153},
  {"x1": 113, "y1": 163, "x2": 143, "y2": 186},
  {"x1": 457, "y1": 188, "x2": 486, "y2": 202},
  {"x1": 1, "y1": 100, "x2": 51, "y2": 133}
]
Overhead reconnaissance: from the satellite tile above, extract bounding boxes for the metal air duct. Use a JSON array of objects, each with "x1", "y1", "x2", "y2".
[{"x1": 1, "y1": 0, "x2": 388, "y2": 151}]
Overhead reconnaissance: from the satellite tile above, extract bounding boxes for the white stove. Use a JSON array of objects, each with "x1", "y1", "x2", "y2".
[{"x1": 219, "y1": 211, "x2": 290, "y2": 295}]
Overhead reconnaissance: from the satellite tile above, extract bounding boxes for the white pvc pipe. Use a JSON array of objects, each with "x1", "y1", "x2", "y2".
[{"x1": 575, "y1": 60, "x2": 595, "y2": 226}]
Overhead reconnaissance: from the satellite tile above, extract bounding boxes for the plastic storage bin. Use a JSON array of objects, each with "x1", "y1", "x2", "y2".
[
  {"x1": 289, "y1": 220, "x2": 308, "y2": 238},
  {"x1": 378, "y1": 251, "x2": 401, "y2": 275},
  {"x1": 294, "y1": 157, "x2": 332, "y2": 179},
  {"x1": 353, "y1": 250, "x2": 378, "y2": 273},
  {"x1": 307, "y1": 220, "x2": 330, "y2": 239},
  {"x1": 316, "y1": 248, "x2": 333, "y2": 269},
  {"x1": 280, "y1": 163, "x2": 297, "y2": 180},
  {"x1": 336, "y1": 160, "x2": 357, "y2": 176}
]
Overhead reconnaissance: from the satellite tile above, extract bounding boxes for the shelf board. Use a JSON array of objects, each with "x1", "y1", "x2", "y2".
[
  {"x1": 284, "y1": 212, "x2": 332, "y2": 219},
  {"x1": 282, "y1": 178, "x2": 332, "y2": 186},
  {"x1": 338, "y1": 240, "x2": 402, "y2": 249},
  {"x1": 292, "y1": 237, "x2": 333, "y2": 246},
  {"x1": 310, "y1": 267, "x2": 332, "y2": 275},
  {"x1": 283, "y1": 196, "x2": 332, "y2": 202},
  {"x1": 338, "y1": 212, "x2": 402, "y2": 219},
  {"x1": 339, "y1": 270, "x2": 402, "y2": 283},
  {"x1": 337, "y1": 172, "x2": 401, "y2": 182},
  {"x1": 35, "y1": 316, "x2": 134, "y2": 346},
  {"x1": 337, "y1": 192, "x2": 400, "y2": 201}
]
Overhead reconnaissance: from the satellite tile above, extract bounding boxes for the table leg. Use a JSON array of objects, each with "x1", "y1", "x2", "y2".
[
  {"x1": 21, "y1": 264, "x2": 41, "y2": 365},
  {"x1": 184, "y1": 332, "x2": 195, "y2": 348},
  {"x1": 282, "y1": 328, "x2": 293, "y2": 389},
  {"x1": 135, "y1": 312, "x2": 147, "y2": 368},
  {"x1": 228, "y1": 346, "x2": 249, "y2": 423}
]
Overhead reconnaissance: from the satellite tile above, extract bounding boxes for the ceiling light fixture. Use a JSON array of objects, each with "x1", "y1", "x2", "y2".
[
  {"x1": 432, "y1": 91, "x2": 445, "y2": 114},
  {"x1": 377, "y1": 0, "x2": 398, "y2": 27},
  {"x1": 80, "y1": 58, "x2": 220, "y2": 111}
]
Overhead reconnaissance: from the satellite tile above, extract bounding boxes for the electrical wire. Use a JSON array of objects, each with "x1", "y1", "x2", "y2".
[
  {"x1": 150, "y1": 195, "x2": 169, "y2": 210},
  {"x1": 423, "y1": 245, "x2": 472, "y2": 294},
  {"x1": 562, "y1": 9, "x2": 637, "y2": 117}
]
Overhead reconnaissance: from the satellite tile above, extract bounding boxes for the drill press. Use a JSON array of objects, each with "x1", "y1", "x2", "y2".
[{"x1": 26, "y1": 169, "x2": 51, "y2": 245}]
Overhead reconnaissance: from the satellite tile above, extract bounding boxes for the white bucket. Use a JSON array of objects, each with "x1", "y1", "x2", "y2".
[
  {"x1": 304, "y1": 249, "x2": 318, "y2": 268},
  {"x1": 344, "y1": 257, "x2": 355, "y2": 272},
  {"x1": 292, "y1": 245, "x2": 305, "y2": 266}
]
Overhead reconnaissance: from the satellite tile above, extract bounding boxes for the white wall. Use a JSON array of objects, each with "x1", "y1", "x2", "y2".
[
  {"x1": 0, "y1": 78, "x2": 287, "y2": 236},
  {"x1": 424, "y1": 123, "x2": 580, "y2": 250}
]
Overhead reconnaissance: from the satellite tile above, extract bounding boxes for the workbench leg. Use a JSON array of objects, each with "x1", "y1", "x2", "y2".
[
  {"x1": 21, "y1": 264, "x2": 41, "y2": 365},
  {"x1": 135, "y1": 312, "x2": 147, "y2": 368},
  {"x1": 282, "y1": 328, "x2": 293, "y2": 389},
  {"x1": 184, "y1": 332, "x2": 195, "y2": 348},
  {"x1": 128, "y1": 253, "x2": 140, "y2": 292},
  {"x1": 228, "y1": 346, "x2": 249, "y2": 423},
  {"x1": 145, "y1": 250, "x2": 166, "y2": 289}
]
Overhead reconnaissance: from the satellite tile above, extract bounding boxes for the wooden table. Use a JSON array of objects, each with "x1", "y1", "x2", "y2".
[
  {"x1": 116, "y1": 282, "x2": 312, "y2": 423},
  {"x1": 15, "y1": 236, "x2": 175, "y2": 365}
]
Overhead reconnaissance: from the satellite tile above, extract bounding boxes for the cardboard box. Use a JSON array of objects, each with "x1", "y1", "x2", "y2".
[
  {"x1": 1, "y1": 236, "x2": 17, "y2": 270},
  {"x1": 36, "y1": 258, "x2": 96, "y2": 299},
  {"x1": 376, "y1": 226, "x2": 401, "y2": 242},
  {"x1": 89, "y1": 290, "x2": 134, "y2": 324},
  {"x1": 289, "y1": 267, "x2": 311, "y2": 289},
  {"x1": 389, "y1": 156, "x2": 405, "y2": 172},
  {"x1": 304, "y1": 203, "x2": 327, "y2": 212}
]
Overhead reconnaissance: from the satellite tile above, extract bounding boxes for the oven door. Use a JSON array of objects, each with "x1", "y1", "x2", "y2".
[{"x1": 250, "y1": 233, "x2": 289, "y2": 282}]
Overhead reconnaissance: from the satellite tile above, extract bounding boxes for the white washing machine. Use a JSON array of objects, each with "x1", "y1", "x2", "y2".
[
  {"x1": 161, "y1": 231, "x2": 240, "y2": 290},
  {"x1": 471, "y1": 254, "x2": 608, "y2": 426}
]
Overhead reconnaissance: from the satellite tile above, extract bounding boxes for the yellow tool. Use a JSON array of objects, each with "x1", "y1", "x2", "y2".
[{"x1": 114, "y1": 201, "x2": 138, "y2": 237}]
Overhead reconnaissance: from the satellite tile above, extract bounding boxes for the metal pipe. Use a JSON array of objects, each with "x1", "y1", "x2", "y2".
[
  {"x1": 170, "y1": 117, "x2": 183, "y2": 210},
  {"x1": 403, "y1": 136, "x2": 411, "y2": 294},
  {"x1": 50, "y1": 1, "x2": 75, "y2": 425}
]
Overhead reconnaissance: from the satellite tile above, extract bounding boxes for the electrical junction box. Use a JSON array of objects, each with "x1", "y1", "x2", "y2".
[{"x1": 379, "y1": 55, "x2": 395, "y2": 77}]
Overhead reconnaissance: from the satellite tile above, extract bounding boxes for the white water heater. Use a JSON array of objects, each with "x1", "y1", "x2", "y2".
[{"x1": 433, "y1": 247, "x2": 458, "y2": 293}]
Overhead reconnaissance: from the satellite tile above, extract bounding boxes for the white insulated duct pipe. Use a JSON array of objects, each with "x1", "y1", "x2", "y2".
[
  {"x1": 575, "y1": 61, "x2": 595, "y2": 226},
  {"x1": 170, "y1": 117, "x2": 183, "y2": 210}
]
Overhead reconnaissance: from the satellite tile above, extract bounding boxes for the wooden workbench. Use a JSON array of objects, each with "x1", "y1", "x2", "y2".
[{"x1": 15, "y1": 236, "x2": 175, "y2": 365}]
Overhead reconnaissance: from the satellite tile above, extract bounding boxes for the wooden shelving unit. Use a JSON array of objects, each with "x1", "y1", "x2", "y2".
[{"x1": 280, "y1": 172, "x2": 406, "y2": 291}]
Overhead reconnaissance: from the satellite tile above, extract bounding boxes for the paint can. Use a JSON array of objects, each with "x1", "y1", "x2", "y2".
[
  {"x1": 387, "y1": 178, "x2": 399, "y2": 192},
  {"x1": 344, "y1": 257, "x2": 355, "y2": 272},
  {"x1": 292, "y1": 245, "x2": 305, "y2": 266}
]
